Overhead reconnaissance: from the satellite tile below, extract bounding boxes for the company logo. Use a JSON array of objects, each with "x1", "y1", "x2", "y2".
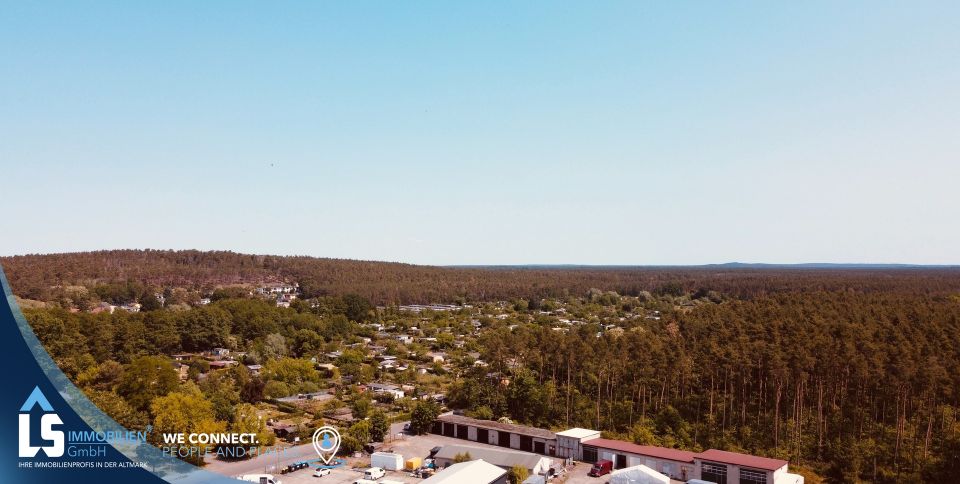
[{"x1": 18, "y1": 386, "x2": 64, "y2": 458}]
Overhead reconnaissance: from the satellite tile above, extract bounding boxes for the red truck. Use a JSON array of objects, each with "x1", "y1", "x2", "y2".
[{"x1": 588, "y1": 459, "x2": 613, "y2": 477}]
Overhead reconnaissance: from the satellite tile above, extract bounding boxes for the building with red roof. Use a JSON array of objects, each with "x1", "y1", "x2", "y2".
[
  {"x1": 581, "y1": 438, "x2": 697, "y2": 481},
  {"x1": 694, "y1": 449, "x2": 801, "y2": 484},
  {"x1": 430, "y1": 418, "x2": 804, "y2": 484}
]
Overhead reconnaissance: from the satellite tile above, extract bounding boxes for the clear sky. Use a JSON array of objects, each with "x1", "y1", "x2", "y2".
[{"x1": 1, "y1": 2, "x2": 958, "y2": 265}]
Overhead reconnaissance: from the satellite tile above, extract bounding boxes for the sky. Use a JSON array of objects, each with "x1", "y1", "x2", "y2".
[{"x1": 1, "y1": 2, "x2": 958, "y2": 265}]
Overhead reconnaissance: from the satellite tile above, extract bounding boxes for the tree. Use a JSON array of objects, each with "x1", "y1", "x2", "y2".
[
  {"x1": 453, "y1": 452, "x2": 472, "y2": 463},
  {"x1": 200, "y1": 370, "x2": 241, "y2": 422},
  {"x1": 343, "y1": 294, "x2": 372, "y2": 322},
  {"x1": 469, "y1": 405, "x2": 494, "y2": 420},
  {"x1": 352, "y1": 396, "x2": 372, "y2": 420},
  {"x1": 143, "y1": 312, "x2": 180, "y2": 354},
  {"x1": 339, "y1": 435, "x2": 362, "y2": 455},
  {"x1": 86, "y1": 389, "x2": 148, "y2": 429},
  {"x1": 508, "y1": 464, "x2": 529, "y2": 484},
  {"x1": 178, "y1": 306, "x2": 231, "y2": 351},
  {"x1": 150, "y1": 383, "x2": 226, "y2": 464},
  {"x1": 140, "y1": 293, "x2": 163, "y2": 312},
  {"x1": 116, "y1": 356, "x2": 179, "y2": 412},
  {"x1": 260, "y1": 333, "x2": 288, "y2": 360},
  {"x1": 348, "y1": 419, "x2": 371, "y2": 445},
  {"x1": 370, "y1": 411, "x2": 389, "y2": 442},
  {"x1": 215, "y1": 403, "x2": 275, "y2": 459},
  {"x1": 262, "y1": 357, "x2": 320, "y2": 393},
  {"x1": 410, "y1": 401, "x2": 440, "y2": 435}
]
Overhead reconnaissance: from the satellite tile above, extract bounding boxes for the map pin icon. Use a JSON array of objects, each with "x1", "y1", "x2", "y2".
[{"x1": 312, "y1": 426, "x2": 341, "y2": 465}]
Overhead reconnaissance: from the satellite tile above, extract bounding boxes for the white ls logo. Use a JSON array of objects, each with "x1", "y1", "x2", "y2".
[{"x1": 18, "y1": 386, "x2": 64, "y2": 458}]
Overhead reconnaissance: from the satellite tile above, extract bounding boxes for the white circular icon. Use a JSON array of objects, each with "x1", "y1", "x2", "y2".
[{"x1": 311, "y1": 426, "x2": 341, "y2": 465}]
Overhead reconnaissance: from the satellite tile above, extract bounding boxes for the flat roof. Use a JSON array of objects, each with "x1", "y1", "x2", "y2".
[
  {"x1": 583, "y1": 438, "x2": 696, "y2": 463},
  {"x1": 434, "y1": 444, "x2": 548, "y2": 469},
  {"x1": 695, "y1": 449, "x2": 788, "y2": 471},
  {"x1": 436, "y1": 414, "x2": 556, "y2": 440},
  {"x1": 422, "y1": 459, "x2": 506, "y2": 484},
  {"x1": 556, "y1": 428, "x2": 600, "y2": 439}
]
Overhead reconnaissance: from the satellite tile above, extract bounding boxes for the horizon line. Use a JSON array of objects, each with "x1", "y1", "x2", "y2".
[{"x1": 2, "y1": 249, "x2": 959, "y2": 269}]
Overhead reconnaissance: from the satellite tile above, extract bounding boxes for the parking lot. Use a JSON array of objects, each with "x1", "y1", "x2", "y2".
[
  {"x1": 255, "y1": 429, "x2": 501, "y2": 484},
  {"x1": 207, "y1": 422, "x2": 508, "y2": 484},
  {"x1": 205, "y1": 422, "x2": 675, "y2": 484}
]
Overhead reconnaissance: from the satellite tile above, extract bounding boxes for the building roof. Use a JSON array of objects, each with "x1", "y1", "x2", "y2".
[
  {"x1": 695, "y1": 449, "x2": 788, "y2": 471},
  {"x1": 436, "y1": 413, "x2": 556, "y2": 440},
  {"x1": 609, "y1": 465, "x2": 669, "y2": 484},
  {"x1": 421, "y1": 459, "x2": 506, "y2": 484},
  {"x1": 584, "y1": 439, "x2": 696, "y2": 463},
  {"x1": 434, "y1": 444, "x2": 548, "y2": 470},
  {"x1": 556, "y1": 428, "x2": 600, "y2": 439}
]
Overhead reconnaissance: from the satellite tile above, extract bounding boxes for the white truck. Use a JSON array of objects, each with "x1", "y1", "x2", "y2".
[{"x1": 236, "y1": 474, "x2": 282, "y2": 484}]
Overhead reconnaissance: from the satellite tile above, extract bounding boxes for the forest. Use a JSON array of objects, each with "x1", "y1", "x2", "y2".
[
  {"x1": 448, "y1": 291, "x2": 960, "y2": 482},
  {"x1": 4, "y1": 249, "x2": 960, "y2": 305},
  {"x1": 3, "y1": 250, "x2": 960, "y2": 482}
]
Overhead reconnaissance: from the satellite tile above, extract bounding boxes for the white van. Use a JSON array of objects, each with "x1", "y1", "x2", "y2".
[
  {"x1": 363, "y1": 467, "x2": 386, "y2": 480},
  {"x1": 236, "y1": 474, "x2": 282, "y2": 484}
]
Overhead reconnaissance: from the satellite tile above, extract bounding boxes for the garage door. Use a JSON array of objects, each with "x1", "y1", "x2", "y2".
[
  {"x1": 582, "y1": 446, "x2": 598, "y2": 463},
  {"x1": 520, "y1": 436, "x2": 533, "y2": 452}
]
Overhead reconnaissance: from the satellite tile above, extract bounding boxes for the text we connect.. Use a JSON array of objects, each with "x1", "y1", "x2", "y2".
[{"x1": 161, "y1": 433, "x2": 258, "y2": 445}]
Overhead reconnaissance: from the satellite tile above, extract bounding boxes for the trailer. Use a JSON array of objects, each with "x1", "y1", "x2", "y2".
[{"x1": 371, "y1": 452, "x2": 404, "y2": 471}]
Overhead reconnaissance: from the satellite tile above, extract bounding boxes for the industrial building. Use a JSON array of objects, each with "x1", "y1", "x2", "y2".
[
  {"x1": 555, "y1": 427, "x2": 601, "y2": 460},
  {"x1": 582, "y1": 438, "x2": 696, "y2": 481},
  {"x1": 433, "y1": 444, "x2": 554, "y2": 476},
  {"x1": 430, "y1": 416, "x2": 803, "y2": 484},
  {"x1": 432, "y1": 413, "x2": 557, "y2": 455},
  {"x1": 694, "y1": 449, "x2": 803, "y2": 484},
  {"x1": 581, "y1": 438, "x2": 804, "y2": 484}
]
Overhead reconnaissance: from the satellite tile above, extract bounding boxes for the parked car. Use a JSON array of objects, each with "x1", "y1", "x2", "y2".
[
  {"x1": 588, "y1": 459, "x2": 613, "y2": 477},
  {"x1": 313, "y1": 468, "x2": 331, "y2": 477},
  {"x1": 363, "y1": 467, "x2": 386, "y2": 480},
  {"x1": 281, "y1": 461, "x2": 310, "y2": 474}
]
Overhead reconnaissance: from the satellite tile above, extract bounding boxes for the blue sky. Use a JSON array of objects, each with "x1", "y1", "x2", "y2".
[{"x1": 1, "y1": 2, "x2": 958, "y2": 265}]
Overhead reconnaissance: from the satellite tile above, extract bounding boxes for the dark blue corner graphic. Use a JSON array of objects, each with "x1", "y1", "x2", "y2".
[{"x1": 0, "y1": 266, "x2": 241, "y2": 484}]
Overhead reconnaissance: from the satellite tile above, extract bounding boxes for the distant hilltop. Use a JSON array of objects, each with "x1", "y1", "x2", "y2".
[{"x1": 1, "y1": 249, "x2": 959, "y2": 305}]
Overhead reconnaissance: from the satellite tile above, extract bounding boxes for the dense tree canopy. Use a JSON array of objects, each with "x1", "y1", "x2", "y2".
[
  {"x1": 448, "y1": 291, "x2": 960, "y2": 482},
  {"x1": 6, "y1": 250, "x2": 960, "y2": 305}
]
